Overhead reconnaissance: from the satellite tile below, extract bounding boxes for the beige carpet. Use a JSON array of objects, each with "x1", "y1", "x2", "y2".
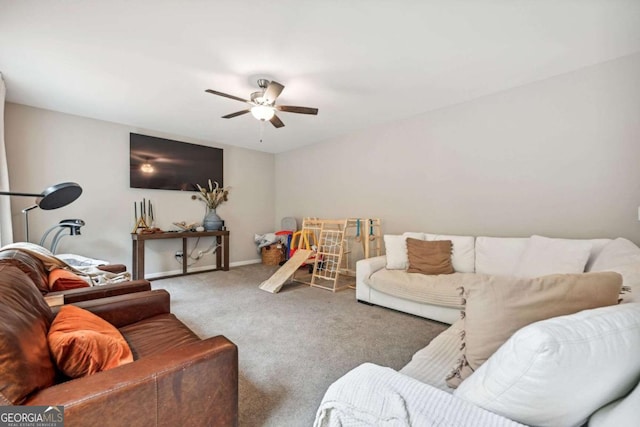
[{"x1": 152, "y1": 263, "x2": 448, "y2": 427}]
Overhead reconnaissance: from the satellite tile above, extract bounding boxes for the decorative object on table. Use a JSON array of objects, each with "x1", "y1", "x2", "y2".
[
  {"x1": 132, "y1": 198, "x2": 157, "y2": 233},
  {"x1": 172, "y1": 221, "x2": 198, "y2": 232},
  {"x1": 0, "y1": 182, "x2": 83, "y2": 241},
  {"x1": 192, "y1": 180, "x2": 230, "y2": 231},
  {"x1": 203, "y1": 209, "x2": 223, "y2": 232}
]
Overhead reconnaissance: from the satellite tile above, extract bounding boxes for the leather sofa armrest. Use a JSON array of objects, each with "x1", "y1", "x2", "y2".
[
  {"x1": 27, "y1": 336, "x2": 238, "y2": 427},
  {"x1": 47, "y1": 280, "x2": 151, "y2": 304},
  {"x1": 53, "y1": 289, "x2": 171, "y2": 328},
  {"x1": 97, "y1": 263, "x2": 127, "y2": 274}
]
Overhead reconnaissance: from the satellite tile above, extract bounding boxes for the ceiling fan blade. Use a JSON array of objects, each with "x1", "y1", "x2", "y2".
[
  {"x1": 276, "y1": 105, "x2": 319, "y2": 115},
  {"x1": 222, "y1": 109, "x2": 250, "y2": 119},
  {"x1": 205, "y1": 89, "x2": 249, "y2": 103},
  {"x1": 270, "y1": 114, "x2": 285, "y2": 128},
  {"x1": 263, "y1": 81, "x2": 285, "y2": 105}
]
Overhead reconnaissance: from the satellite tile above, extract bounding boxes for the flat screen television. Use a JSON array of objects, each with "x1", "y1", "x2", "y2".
[{"x1": 130, "y1": 133, "x2": 223, "y2": 191}]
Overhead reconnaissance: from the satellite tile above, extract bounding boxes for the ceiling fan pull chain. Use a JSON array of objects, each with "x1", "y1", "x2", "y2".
[{"x1": 259, "y1": 120, "x2": 266, "y2": 143}]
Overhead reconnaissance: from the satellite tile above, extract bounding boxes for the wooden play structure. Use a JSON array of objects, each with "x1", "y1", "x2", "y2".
[{"x1": 259, "y1": 217, "x2": 382, "y2": 293}]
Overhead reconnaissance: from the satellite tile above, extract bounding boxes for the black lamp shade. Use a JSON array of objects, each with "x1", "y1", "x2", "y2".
[{"x1": 37, "y1": 182, "x2": 83, "y2": 210}]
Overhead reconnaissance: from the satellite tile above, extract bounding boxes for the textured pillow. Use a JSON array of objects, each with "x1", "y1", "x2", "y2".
[
  {"x1": 0, "y1": 264, "x2": 56, "y2": 404},
  {"x1": 383, "y1": 233, "x2": 424, "y2": 269},
  {"x1": 513, "y1": 235, "x2": 593, "y2": 278},
  {"x1": 445, "y1": 272, "x2": 622, "y2": 388},
  {"x1": 48, "y1": 268, "x2": 90, "y2": 291},
  {"x1": 48, "y1": 305, "x2": 133, "y2": 378},
  {"x1": 406, "y1": 238, "x2": 454, "y2": 275},
  {"x1": 424, "y1": 233, "x2": 475, "y2": 273},
  {"x1": 454, "y1": 303, "x2": 640, "y2": 427}
]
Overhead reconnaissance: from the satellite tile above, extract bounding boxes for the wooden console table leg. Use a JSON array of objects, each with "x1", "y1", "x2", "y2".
[
  {"x1": 132, "y1": 239, "x2": 145, "y2": 280},
  {"x1": 216, "y1": 235, "x2": 222, "y2": 270},
  {"x1": 223, "y1": 234, "x2": 229, "y2": 271},
  {"x1": 182, "y1": 237, "x2": 188, "y2": 275}
]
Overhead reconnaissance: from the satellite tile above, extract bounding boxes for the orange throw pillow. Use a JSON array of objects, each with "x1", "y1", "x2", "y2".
[
  {"x1": 48, "y1": 269, "x2": 90, "y2": 291},
  {"x1": 48, "y1": 305, "x2": 133, "y2": 378}
]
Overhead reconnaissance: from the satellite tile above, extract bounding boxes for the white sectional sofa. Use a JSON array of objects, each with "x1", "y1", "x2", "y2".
[
  {"x1": 356, "y1": 233, "x2": 626, "y2": 324},
  {"x1": 316, "y1": 234, "x2": 640, "y2": 427}
]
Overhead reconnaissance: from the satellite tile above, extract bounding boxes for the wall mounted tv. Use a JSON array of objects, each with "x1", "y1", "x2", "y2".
[{"x1": 130, "y1": 133, "x2": 223, "y2": 191}]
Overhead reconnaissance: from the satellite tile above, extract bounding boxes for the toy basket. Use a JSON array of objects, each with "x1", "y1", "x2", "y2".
[{"x1": 261, "y1": 244, "x2": 284, "y2": 265}]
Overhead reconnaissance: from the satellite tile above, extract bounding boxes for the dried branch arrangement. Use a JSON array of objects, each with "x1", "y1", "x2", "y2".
[{"x1": 192, "y1": 180, "x2": 230, "y2": 209}]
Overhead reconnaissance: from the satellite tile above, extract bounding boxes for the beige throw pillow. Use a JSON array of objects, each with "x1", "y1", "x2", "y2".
[
  {"x1": 406, "y1": 238, "x2": 454, "y2": 275},
  {"x1": 445, "y1": 271, "x2": 622, "y2": 388}
]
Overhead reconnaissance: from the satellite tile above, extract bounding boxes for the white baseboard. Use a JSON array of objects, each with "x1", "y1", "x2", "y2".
[
  {"x1": 145, "y1": 258, "x2": 262, "y2": 279},
  {"x1": 230, "y1": 258, "x2": 262, "y2": 267}
]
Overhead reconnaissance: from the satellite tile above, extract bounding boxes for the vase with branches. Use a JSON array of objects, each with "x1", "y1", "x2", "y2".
[{"x1": 192, "y1": 180, "x2": 230, "y2": 230}]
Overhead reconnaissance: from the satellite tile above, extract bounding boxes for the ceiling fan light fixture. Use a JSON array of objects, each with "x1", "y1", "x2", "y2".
[
  {"x1": 206, "y1": 79, "x2": 317, "y2": 130},
  {"x1": 251, "y1": 105, "x2": 275, "y2": 121}
]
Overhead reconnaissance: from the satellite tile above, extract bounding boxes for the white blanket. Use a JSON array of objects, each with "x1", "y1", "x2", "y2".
[
  {"x1": 1, "y1": 242, "x2": 131, "y2": 285},
  {"x1": 314, "y1": 363, "x2": 525, "y2": 427}
]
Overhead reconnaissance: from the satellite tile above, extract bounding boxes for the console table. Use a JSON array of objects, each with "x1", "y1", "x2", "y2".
[{"x1": 131, "y1": 230, "x2": 229, "y2": 280}]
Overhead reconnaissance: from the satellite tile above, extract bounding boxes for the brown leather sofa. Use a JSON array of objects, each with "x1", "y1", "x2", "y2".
[
  {"x1": 0, "y1": 263, "x2": 238, "y2": 426},
  {"x1": 0, "y1": 248, "x2": 151, "y2": 303}
]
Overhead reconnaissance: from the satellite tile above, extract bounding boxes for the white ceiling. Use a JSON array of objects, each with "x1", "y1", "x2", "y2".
[{"x1": 1, "y1": 1, "x2": 639, "y2": 153}]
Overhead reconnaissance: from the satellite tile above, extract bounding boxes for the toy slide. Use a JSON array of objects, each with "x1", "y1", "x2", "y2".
[{"x1": 259, "y1": 249, "x2": 313, "y2": 293}]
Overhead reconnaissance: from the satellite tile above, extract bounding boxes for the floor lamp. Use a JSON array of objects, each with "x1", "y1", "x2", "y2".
[
  {"x1": 40, "y1": 218, "x2": 86, "y2": 253},
  {"x1": 0, "y1": 182, "x2": 83, "y2": 242}
]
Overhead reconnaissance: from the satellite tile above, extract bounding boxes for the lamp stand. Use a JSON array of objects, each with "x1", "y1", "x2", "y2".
[{"x1": 21, "y1": 204, "x2": 38, "y2": 242}]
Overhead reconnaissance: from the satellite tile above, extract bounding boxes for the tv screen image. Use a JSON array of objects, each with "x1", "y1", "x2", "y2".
[{"x1": 130, "y1": 133, "x2": 223, "y2": 191}]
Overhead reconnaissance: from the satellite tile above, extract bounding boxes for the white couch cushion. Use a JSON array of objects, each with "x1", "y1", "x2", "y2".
[
  {"x1": 475, "y1": 236, "x2": 610, "y2": 276},
  {"x1": 454, "y1": 303, "x2": 640, "y2": 427},
  {"x1": 400, "y1": 320, "x2": 464, "y2": 392},
  {"x1": 584, "y1": 238, "x2": 614, "y2": 271},
  {"x1": 384, "y1": 235, "x2": 409, "y2": 269},
  {"x1": 587, "y1": 238, "x2": 640, "y2": 303},
  {"x1": 383, "y1": 233, "x2": 425, "y2": 270},
  {"x1": 315, "y1": 363, "x2": 523, "y2": 427},
  {"x1": 513, "y1": 235, "x2": 593, "y2": 278},
  {"x1": 424, "y1": 233, "x2": 475, "y2": 273},
  {"x1": 589, "y1": 380, "x2": 640, "y2": 427},
  {"x1": 475, "y1": 237, "x2": 530, "y2": 276},
  {"x1": 403, "y1": 232, "x2": 426, "y2": 240},
  {"x1": 366, "y1": 269, "x2": 467, "y2": 308},
  {"x1": 589, "y1": 238, "x2": 640, "y2": 271}
]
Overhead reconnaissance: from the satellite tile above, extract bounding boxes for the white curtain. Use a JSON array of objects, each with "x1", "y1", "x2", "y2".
[{"x1": 0, "y1": 73, "x2": 14, "y2": 245}]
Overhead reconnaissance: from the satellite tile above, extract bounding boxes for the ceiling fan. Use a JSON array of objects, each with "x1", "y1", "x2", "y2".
[{"x1": 205, "y1": 79, "x2": 318, "y2": 128}]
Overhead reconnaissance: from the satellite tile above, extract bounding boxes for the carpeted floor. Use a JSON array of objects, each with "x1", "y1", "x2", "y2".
[{"x1": 152, "y1": 263, "x2": 448, "y2": 427}]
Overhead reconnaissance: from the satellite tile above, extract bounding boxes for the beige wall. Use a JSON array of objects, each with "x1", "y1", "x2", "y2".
[
  {"x1": 5, "y1": 104, "x2": 275, "y2": 275},
  {"x1": 275, "y1": 53, "x2": 640, "y2": 244},
  {"x1": 5, "y1": 52, "x2": 640, "y2": 273}
]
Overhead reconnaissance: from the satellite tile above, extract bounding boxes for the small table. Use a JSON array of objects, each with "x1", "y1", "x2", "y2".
[
  {"x1": 131, "y1": 230, "x2": 230, "y2": 280},
  {"x1": 44, "y1": 294, "x2": 65, "y2": 307}
]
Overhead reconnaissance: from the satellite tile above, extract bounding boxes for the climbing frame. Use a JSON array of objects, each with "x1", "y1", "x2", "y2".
[{"x1": 293, "y1": 217, "x2": 382, "y2": 292}]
